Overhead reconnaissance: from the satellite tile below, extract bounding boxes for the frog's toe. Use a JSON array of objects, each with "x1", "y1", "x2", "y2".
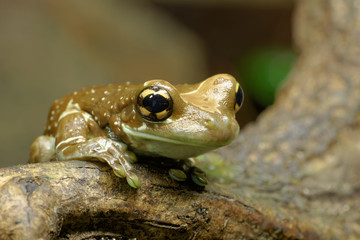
[
  {"x1": 112, "y1": 165, "x2": 141, "y2": 188},
  {"x1": 113, "y1": 168, "x2": 126, "y2": 178},
  {"x1": 125, "y1": 151, "x2": 137, "y2": 163},
  {"x1": 112, "y1": 163, "x2": 127, "y2": 178},
  {"x1": 169, "y1": 168, "x2": 187, "y2": 182},
  {"x1": 126, "y1": 174, "x2": 141, "y2": 188},
  {"x1": 190, "y1": 167, "x2": 208, "y2": 187}
]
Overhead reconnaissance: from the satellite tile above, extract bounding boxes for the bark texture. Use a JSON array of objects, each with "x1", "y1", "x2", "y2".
[{"x1": 1, "y1": 0, "x2": 360, "y2": 239}]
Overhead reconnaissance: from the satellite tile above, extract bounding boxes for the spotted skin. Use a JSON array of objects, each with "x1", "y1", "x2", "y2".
[
  {"x1": 30, "y1": 74, "x2": 243, "y2": 188},
  {"x1": 45, "y1": 83, "x2": 136, "y2": 134}
]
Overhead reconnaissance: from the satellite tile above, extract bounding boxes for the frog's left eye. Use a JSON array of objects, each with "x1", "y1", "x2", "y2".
[
  {"x1": 234, "y1": 82, "x2": 244, "y2": 112},
  {"x1": 137, "y1": 86, "x2": 173, "y2": 122}
]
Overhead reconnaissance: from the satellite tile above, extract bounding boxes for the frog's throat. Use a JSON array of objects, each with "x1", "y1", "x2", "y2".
[{"x1": 121, "y1": 124, "x2": 224, "y2": 148}]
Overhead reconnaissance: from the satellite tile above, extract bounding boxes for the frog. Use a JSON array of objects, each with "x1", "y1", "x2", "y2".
[{"x1": 29, "y1": 74, "x2": 244, "y2": 188}]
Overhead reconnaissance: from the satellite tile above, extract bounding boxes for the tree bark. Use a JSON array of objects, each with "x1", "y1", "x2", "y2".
[{"x1": 1, "y1": 0, "x2": 360, "y2": 239}]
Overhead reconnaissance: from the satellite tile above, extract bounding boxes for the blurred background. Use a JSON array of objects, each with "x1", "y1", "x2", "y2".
[{"x1": 0, "y1": 0, "x2": 296, "y2": 167}]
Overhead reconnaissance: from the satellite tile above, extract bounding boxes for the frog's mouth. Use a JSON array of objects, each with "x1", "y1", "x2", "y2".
[
  {"x1": 121, "y1": 125, "x2": 226, "y2": 159},
  {"x1": 122, "y1": 124, "x2": 222, "y2": 147}
]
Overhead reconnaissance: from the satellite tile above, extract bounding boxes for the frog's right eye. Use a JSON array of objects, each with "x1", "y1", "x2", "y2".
[
  {"x1": 234, "y1": 82, "x2": 244, "y2": 112},
  {"x1": 137, "y1": 86, "x2": 173, "y2": 122}
]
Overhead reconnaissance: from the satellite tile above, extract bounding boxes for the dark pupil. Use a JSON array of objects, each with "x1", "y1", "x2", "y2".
[
  {"x1": 143, "y1": 94, "x2": 169, "y2": 113},
  {"x1": 236, "y1": 86, "x2": 243, "y2": 106}
]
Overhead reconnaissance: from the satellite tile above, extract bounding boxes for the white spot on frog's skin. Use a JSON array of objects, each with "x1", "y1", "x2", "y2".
[
  {"x1": 91, "y1": 97, "x2": 95, "y2": 101},
  {"x1": 50, "y1": 116, "x2": 54, "y2": 121},
  {"x1": 101, "y1": 97, "x2": 106, "y2": 101},
  {"x1": 110, "y1": 105, "x2": 114, "y2": 109},
  {"x1": 107, "y1": 100, "x2": 111, "y2": 104},
  {"x1": 126, "y1": 81, "x2": 130, "y2": 85},
  {"x1": 125, "y1": 97, "x2": 129, "y2": 101},
  {"x1": 47, "y1": 125, "x2": 51, "y2": 130},
  {"x1": 74, "y1": 91, "x2": 78, "y2": 95},
  {"x1": 91, "y1": 89, "x2": 95, "y2": 94},
  {"x1": 56, "y1": 105, "x2": 60, "y2": 109},
  {"x1": 104, "y1": 90, "x2": 109, "y2": 95},
  {"x1": 54, "y1": 122, "x2": 58, "y2": 127},
  {"x1": 94, "y1": 116, "x2": 99, "y2": 121},
  {"x1": 121, "y1": 100, "x2": 125, "y2": 105},
  {"x1": 51, "y1": 110, "x2": 55, "y2": 115},
  {"x1": 114, "y1": 121, "x2": 119, "y2": 126}
]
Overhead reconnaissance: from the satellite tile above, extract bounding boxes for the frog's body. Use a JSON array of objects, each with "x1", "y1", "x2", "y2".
[{"x1": 30, "y1": 74, "x2": 243, "y2": 188}]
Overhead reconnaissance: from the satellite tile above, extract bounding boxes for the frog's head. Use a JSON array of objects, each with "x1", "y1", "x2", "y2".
[{"x1": 118, "y1": 74, "x2": 243, "y2": 159}]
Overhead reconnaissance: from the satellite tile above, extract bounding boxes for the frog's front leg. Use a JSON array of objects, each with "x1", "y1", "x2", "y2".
[{"x1": 55, "y1": 111, "x2": 140, "y2": 188}]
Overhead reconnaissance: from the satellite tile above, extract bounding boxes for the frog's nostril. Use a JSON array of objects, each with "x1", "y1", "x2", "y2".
[
  {"x1": 204, "y1": 118, "x2": 217, "y2": 129},
  {"x1": 204, "y1": 116, "x2": 231, "y2": 130}
]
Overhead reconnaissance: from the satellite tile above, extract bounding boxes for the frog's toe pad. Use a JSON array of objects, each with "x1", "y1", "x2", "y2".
[
  {"x1": 126, "y1": 174, "x2": 141, "y2": 188},
  {"x1": 169, "y1": 167, "x2": 208, "y2": 187},
  {"x1": 113, "y1": 168, "x2": 141, "y2": 189},
  {"x1": 125, "y1": 151, "x2": 138, "y2": 163},
  {"x1": 113, "y1": 167, "x2": 126, "y2": 178},
  {"x1": 190, "y1": 167, "x2": 208, "y2": 187},
  {"x1": 169, "y1": 169, "x2": 187, "y2": 182}
]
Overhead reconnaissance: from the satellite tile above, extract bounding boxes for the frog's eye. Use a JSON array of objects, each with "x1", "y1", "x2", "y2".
[
  {"x1": 234, "y1": 82, "x2": 244, "y2": 112},
  {"x1": 137, "y1": 86, "x2": 173, "y2": 122}
]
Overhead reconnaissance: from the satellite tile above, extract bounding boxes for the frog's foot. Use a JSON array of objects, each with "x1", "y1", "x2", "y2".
[
  {"x1": 95, "y1": 139, "x2": 140, "y2": 189},
  {"x1": 168, "y1": 158, "x2": 208, "y2": 187},
  {"x1": 57, "y1": 137, "x2": 140, "y2": 188}
]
